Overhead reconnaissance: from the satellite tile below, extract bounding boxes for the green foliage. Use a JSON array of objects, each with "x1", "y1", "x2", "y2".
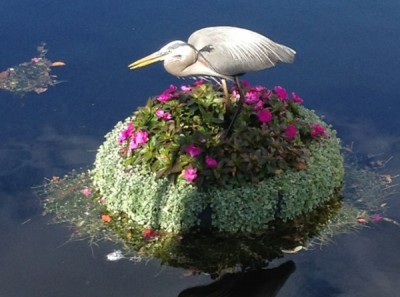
[{"x1": 118, "y1": 83, "x2": 326, "y2": 188}]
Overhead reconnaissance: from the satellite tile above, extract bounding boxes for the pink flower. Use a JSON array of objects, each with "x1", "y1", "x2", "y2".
[
  {"x1": 31, "y1": 57, "x2": 41, "y2": 63},
  {"x1": 165, "y1": 84, "x2": 177, "y2": 93},
  {"x1": 80, "y1": 187, "x2": 92, "y2": 197},
  {"x1": 157, "y1": 84, "x2": 179, "y2": 102},
  {"x1": 118, "y1": 122, "x2": 134, "y2": 143},
  {"x1": 273, "y1": 86, "x2": 288, "y2": 100},
  {"x1": 193, "y1": 80, "x2": 204, "y2": 87},
  {"x1": 180, "y1": 85, "x2": 192, "y2": 93},
  {"x1": 205, "y1": 155, "x2": 218, "y2": 168},
  {"x1": 310, "y1": 124, "x2": 327, "y2": 138},
  {"x1": 157, "y1": 92, "x2": 172, "y2": 102},
  {"x1": 245, "y1": 89, "x2": 261, "y2": 104},
  {"x1": 370, "y1": 214, "x2": 383, "y2": 222},
  {"x1": 185, "y1": 144, "x2": 201, "y2": 157},
  {"x1": 254, "y1": 85, "x2": 267, "y2": 92},
  {"x1": 183, "y1": 166, "x2": 198, "y2": 182},
  {"x1": 254, "y1": 100, "x2": 264, "y2": 111},
  {"x1": 261, "y1": 88, "x2": 272, "y2": 100},
  {"x1": 285, "y1": 124, "x2": 298, "y2": 140},
  {"x1": 241, "y1": 80, "x2": 251, "y2": 88},
  {"x1": 232, "y1": 89, "x2": 240, "y2": 100},
  {"x1": 130, "y1": 130, "x2": 149, "y2": 150},
  {"x1": 291, "y1": 92, "x2": 304, "y2": 104},
  {"x1": 155, "y1": 108, "x2": 172, "y2": 120},
  {"x1": 257, "y1": 108, "x2": 272, "y2": 123}
]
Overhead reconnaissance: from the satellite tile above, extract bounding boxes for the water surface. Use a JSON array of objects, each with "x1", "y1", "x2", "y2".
[{"x1": 1, "y1": 1, "x2": 400, "y2": 296}]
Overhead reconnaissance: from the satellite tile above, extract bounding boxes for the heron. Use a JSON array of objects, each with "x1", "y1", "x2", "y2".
[{"x1": 128, "y1": 26, "x2": 296, "y2": 133}]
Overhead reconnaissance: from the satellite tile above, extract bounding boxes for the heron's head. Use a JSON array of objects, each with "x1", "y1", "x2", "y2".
[{"x1": 128, "y1": 41, "x2": 197, "y2": 76}]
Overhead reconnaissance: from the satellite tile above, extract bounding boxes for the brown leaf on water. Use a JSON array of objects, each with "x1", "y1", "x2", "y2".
[{"x1": 51, "y1": 61, "x2": 66, "y2": 67}]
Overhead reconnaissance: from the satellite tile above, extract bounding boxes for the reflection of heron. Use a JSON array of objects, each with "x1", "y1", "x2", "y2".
[
  {"x1": 129, "y1": 26, "x2": 295, "y2": 132},
  {"x1": 178, "y1": 261, "x2": 296, "y2": 297}
]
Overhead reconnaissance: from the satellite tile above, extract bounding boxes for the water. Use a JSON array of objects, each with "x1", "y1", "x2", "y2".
[{"x1": 1, "y1": 1, "x2": 400, "y2": 296}]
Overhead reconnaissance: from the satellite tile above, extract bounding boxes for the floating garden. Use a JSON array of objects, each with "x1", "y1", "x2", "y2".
[
  {"x1": 39, "y1": 81, "x2": 394, "y2": 275},
  {"x1": 0, "y1": 43, "x2": 65, "y2": 95}
]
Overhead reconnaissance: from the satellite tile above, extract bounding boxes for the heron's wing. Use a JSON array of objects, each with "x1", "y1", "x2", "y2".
[{"x1": 188, "y1": 26, "x2": 295, "y2": 76}]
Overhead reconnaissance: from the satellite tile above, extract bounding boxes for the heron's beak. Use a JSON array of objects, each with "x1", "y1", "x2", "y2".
[{"x1": 128, "y1": 51, "x2": 166, "y2": 70}]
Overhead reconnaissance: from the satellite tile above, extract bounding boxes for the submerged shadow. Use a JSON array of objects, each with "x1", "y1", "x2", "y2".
[{"x1": 179, "y1": 260, "x2": 295, "y2": 297}]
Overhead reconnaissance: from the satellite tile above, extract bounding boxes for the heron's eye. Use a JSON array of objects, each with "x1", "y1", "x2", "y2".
[{"x1": 173, "y1": 55, "x2": 182, "y2": 59}]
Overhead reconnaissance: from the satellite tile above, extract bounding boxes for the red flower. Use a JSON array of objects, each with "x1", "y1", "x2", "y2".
[
  {"x1": 101, "y1": 214, "x2": 112, "y2": 223},
  {"x1": 142, "y1": 228, "x2": 159, "y2": 240}
]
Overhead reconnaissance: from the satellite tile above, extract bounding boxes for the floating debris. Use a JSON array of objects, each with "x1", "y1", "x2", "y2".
[
  {"x1": 0, "y1": 43, "x2": 65, "y2": 95},
  {"x1": 106, "y1": 250, "x2": 126, "y2": 262},
  {"x1": 106, "y1": 250, "x2": 142, "y2": 262}
]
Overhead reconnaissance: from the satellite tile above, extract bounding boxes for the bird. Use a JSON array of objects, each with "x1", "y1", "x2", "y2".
[{"x1": 128, "y1": 26, "x2": 296, "y2": 133}]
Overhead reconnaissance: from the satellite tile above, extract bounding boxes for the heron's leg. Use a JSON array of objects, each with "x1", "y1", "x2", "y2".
[
  {"x1": 221, "y1": 78, "x2": 230, "y2": 105},
  {"x1": 225, "y1": 76, "x2": 245, "y2": 135},
  {"x1": 217, "y1": 78, "x2": 231, "y2": 113}
]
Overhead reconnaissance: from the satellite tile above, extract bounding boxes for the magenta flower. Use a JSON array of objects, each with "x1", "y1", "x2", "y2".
[
  {"x1": 80, "y1": 187, "x2": 92, "y2": 197},
  {"x1": 193, "y1": 80, "x2": 204, "y2": 87},
  {"x1": 291, "y1": 92, "x2": 304, "y2": 104},
  {"x1": 257, "y1": 108, "x2": 272, "y2": 123},
  {"x1": 254, "y1": 100, "x2": 264, "y2": 111},
  {"x1": 254, "y1": 85, "x2": 266, "y2": 92},
  {"x1": 273, "y1": 86, "x2": 288, "y2": 100},
  {"x1": 260, "y1": 88, "x2": 272, "y2": 100},
  {"x1": 180, "y1": 85, "x2": 192, "y2": 93},
  {"x1": 157, "y1": 92, "x2": 172, "y2": 102},
  {"x1": 205, "y1": 155, "x2": 218, "y2": 168},
  {"x1": 241, "y1": 80, "x2": 251, "y2": 88},
  {"x1": 285, "y1": 124, "x2": 298, "y2": 140},
  {"x1": 118, "y1": 122, "x2": 134, "y2": 143},
  {"x1": 157, "y1": 84, "x2": 179, "y2": 102},
  {"x1": 165, "y1": 84, "x2": 177, "y2": 93},
  {"x1": 155, "y1": 108, "x2": 172, "y2": 120},
  {"x1": 370, "y1": 214, "x2": 383, "y2": 222},
  {"x1": 185, "y1": 144, "x2": 201, "y2": 157},
  {"x1": 310, "y1": 124, "x2": 327, "y2": 138},
  {"x1": 245, "y1": 89, "x2": 261, "y2": 104},
  {"x1": 130, "y1": 130, "x2": 149, "y2": 150},
  {"x1": 183, "y1": 166, "x2": 198, "y2": 182}
]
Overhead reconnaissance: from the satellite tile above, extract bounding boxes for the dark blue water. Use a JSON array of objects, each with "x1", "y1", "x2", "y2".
[{"x1": 1, "y1": 1, "x2": 400, "y2": 296}]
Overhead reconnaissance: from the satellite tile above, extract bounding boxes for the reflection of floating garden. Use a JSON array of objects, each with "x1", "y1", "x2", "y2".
[{"x1": 39, "y1": 82, "x2": 393, "y2": 275}]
